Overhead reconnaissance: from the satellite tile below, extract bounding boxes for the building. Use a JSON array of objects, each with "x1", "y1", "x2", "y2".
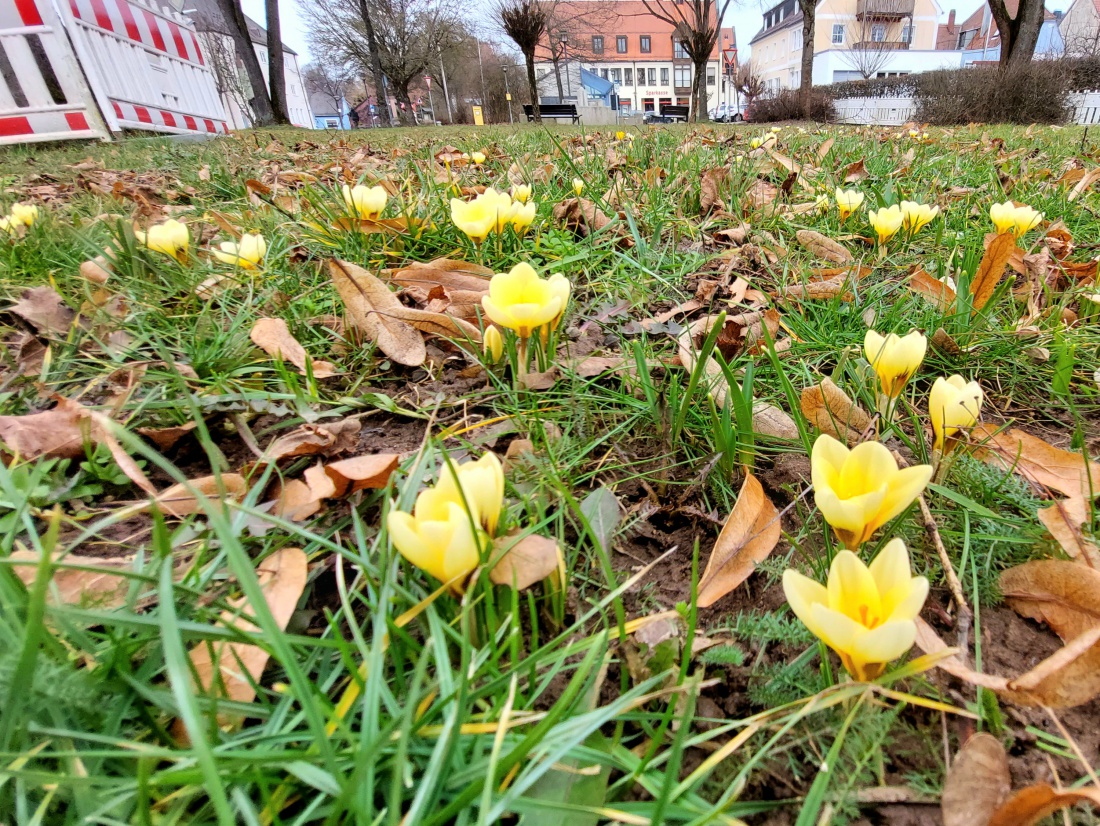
[
  {"x1": 938, "y1": 0, "x2": 1063, "y2": 62},
  {"x1": 309, "y1": 91, "x2": 350, "y2": 130},
  {"x1": 533, "y1": 1, "x2": 736, "y2": 115},
  {"x1": 750, "y1": 0, "x2": 952, "y2": 87},
  {"x1": 1060, "y1": 0, "x2": 1100, "y2": 55},
  {"x1": 187, "y1": 0, "x2": 313, "y2": 128}
]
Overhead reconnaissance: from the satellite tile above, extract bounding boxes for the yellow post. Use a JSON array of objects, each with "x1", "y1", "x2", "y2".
[{"x1": 472, "y1": 105, "x2": 484, "y2": 125}]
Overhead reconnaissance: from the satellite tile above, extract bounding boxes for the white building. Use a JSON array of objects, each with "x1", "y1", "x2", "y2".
[{"x1": 187, "y1": 0, "x2": 312, "y2": 128}]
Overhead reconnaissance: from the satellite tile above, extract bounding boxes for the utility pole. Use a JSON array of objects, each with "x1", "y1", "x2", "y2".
[
  {"x1": 476, "y1": 37, "x2": 489, "y2": 121},
  {"x1": 425, "y1": 74, "x2": 436, "y2": 125},
  {"x1": 503, "y1": 66, "x2": 513, "y2": 123},
  {"x1": 438, "y1": 49, "x2": 454, "y2": 123}
]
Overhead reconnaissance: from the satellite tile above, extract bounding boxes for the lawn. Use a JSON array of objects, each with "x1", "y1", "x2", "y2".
[{"x1": 0, "y1": 121, "x2": 1099, "y2": 825}]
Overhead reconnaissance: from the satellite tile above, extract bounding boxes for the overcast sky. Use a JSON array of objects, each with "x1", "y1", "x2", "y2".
[{"x1": 241, "y1": 0, "x2": 1070, "y2": 69}]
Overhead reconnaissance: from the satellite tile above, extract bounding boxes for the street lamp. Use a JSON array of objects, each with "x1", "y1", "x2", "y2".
[{"x1": 560, "y1": 32, "x2": 571, "y2": 98}]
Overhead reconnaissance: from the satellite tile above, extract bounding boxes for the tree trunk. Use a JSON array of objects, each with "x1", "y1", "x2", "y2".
[
  {"x1": 989, "y1": 0, "x2": 1046, "y2": 67},
  {"x1": 692, "y1": 57, "x2": 707, "y2": 121},
  {"x1": 264, "y1": 0, "x2": 291, "y2": 124},
  {"x1": 552, "y1": 55, "x2": 564, "y2": 99},
  {"x1": 524, "y1": 49, "x2": 540, "y2": 123},
  {"x1": 213, "y1": 0, "x2": 274, "y2": 125},
  {"x1": 394, "y1": 83, "x2": 415, "y2": 125},
  {"x1": 798, "y1": 0, "x2": 815, "y2": 115},
  {"x1": 356, "y1": 0, "x2": 392, "y2": 126}
]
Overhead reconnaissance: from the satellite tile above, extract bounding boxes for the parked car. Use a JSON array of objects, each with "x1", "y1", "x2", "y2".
[{"x1": 710, "y1": 102, "x2": 749, "y2": 122}]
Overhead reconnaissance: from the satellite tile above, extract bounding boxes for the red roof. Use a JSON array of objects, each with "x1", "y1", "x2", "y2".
[{"x1": 937, "y1": 0, "x2": 1056, "y2": 50}]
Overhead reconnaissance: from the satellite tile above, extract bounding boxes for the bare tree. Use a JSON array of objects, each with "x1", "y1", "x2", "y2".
[
  {"x1": 797, "y1": 0, "x2": 816, "y2": 115},
  {"x1": 206, "y1": 0, "x2": 275, "y2": 125},
  {"x1": 839, "y1": 0, "x2": 913, "y2": 80},
  {"x1": 540, "y1": 4, "x2": 621, "y2": 99},
  {"x1": 496, "y1": 0, "x2": 549, "y2": 122},
  {"x1": 735, "y1": 61, "x2": 765, "y2": 105},
  {"x1": 265, "y1": 0, "x2": 291, "y2": 123},
  {"x1": 301, "y1": 0, "x2": 459, "y2": 126},
  {"x1": 203, "y1": 31, "x2": 254, "y2": 124},
  {"x1": 1063, "y1": 23, "x2": 1100, "y2": 57},
  {"x1": 987, "y1": 0, "x2": 1046, "y2": 67},
  {"x1": 303, "y1": 62, "x2": 354, "y2": 111},
  {"x1": 355, "y1": 0, "x2": 392, "y2": 126},
  {"x1": 639, "y1": 0, "x2": 734, "y2": 121}
]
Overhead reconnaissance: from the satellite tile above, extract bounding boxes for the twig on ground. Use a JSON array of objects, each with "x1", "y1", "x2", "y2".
[{"x1": 918, "y1": 495, "x2": 972, "y2": 659}]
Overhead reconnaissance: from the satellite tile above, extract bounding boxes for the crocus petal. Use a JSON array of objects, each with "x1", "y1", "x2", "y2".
[
  {"x1": 783, "y1": 569, "x2": 829, "y2": 628},
  {"x1": 827, "y1": 550, "x2": 883, "y2": 626},
  {"x1": 868, "y1": 537, "x2": 911, "y2": 597},
  {"x1": 883, "y1": 576, "x2": 929, "y2": 623},
  {"x1": 814, "y1": 484, "x2": 886, "y2": 540},
  {"x1": 871, "y1": 464, "x2": 932, "y2": 531},
  {"x1": 808, "y1": 603, "x2": 865, "y2": 654},
  {"x1": 850, "y1": 620, "x2": 917, "y2": 665}
]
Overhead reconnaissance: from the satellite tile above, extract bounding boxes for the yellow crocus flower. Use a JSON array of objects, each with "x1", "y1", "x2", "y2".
[
  {"x1": 811, "y1": 434, "x2": 932, "y2": 550},
  {"x1": 134, "y1": 219, "x2": 189, "y2": 260},
  {"x1": 989, "y1": 200, "x2": 1043, "y2": 238},
  {"x1": 0, "y1": 216, "x2": 16, "y2": 236},
  {"x1": 546, "y1": 272, "x2": 571, "y2": 330},
  {"x1": 615, "y1": 130, "x2": 625, "y2": 141},
  {"x1": 483, "y1": 325, "x2": 504, "y2": 362},
  {"x1": 9, "y1": 202, "x2": 38, "y2": 226},
  {"x1": 834, "y1": 188, "x2": 864, "y2": 221},
  {"x1": 864, "y1": 329, "x2": 926, "y2": 398},
  {"x1": 212, "y1": 232, "x2": 266, "y2": 269},
  {"x1": 868, "y1": 205, "x2": 904, "y2": 244},
  {"x1": 450, "y1": 191, "x2": 499, "y2": 243},
  {"x1": 900, "y1": 200, "x2": 939, "y2": 233},
  {"x1": 929, "y1": 375, "x2": 982, "y2": 452},
  {"x1": 471, "y1": 151, "x2": 486, "y2": 165},
  {"x1": 482, "y1": 262, "x2": 566, "y2": 339},
  {"x1": 510, "y1": 200, "x2": 537, "y2": 234},
  {"x1": 783, "y1": 538, "x2": 928, "y2": 681},
  {"x1": 387, "y1": 486, "x2": 483, "y2": 590},
  {"x1": 342, "y1": 184, "x2": 388, "y2": 220},
  {"x1": 511, "y1": 184, "x2": 532, "y2": 204},
  {"x1": 435, "y1": 452, "x2": 505, "y2": 536},
  {"x1": 572, "y1": 178, "x2": 585, "y2": 196}
]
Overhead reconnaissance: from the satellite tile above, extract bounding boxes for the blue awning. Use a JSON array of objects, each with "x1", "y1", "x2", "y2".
[{"x1": 580, "y1": 67, "x2": 613, "y2": 99}]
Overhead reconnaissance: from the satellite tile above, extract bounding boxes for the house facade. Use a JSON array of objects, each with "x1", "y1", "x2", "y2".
[
  {"x1": 309, "y1": 92, "x2": 350, "y2": 130},
  {"x1": 188, "y1": 0, "x2": 312, "y2": 129},
  {"x1": 533, "y1": 1, "x2": 736, "y2": 115},
  {"x1": 1060, "y1": 0, "x2": 1100, "y2": 55},
  {"x1": 937, "y1": 0, "x2": 1064, "y2": 62},
  {"x1": 749, "y1": 0, "x2": 946, "y2": 87}
]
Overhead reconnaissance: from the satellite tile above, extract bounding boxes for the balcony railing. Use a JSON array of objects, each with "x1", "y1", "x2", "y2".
[
  {"x1": 849, "y1": 39, "x2": 911, "y2": 50},
  {"x1": 856, "y1": 0, "x2": 914, "y2": 17}
]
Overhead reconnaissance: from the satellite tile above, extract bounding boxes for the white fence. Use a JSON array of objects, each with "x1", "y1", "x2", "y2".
[
  {"x1": 834, "y1": 89, "x2": 1100, "y2": 126},
  {"x1": 0, "y1": 0, "x2": 227, "y2": 145},
  {"x1": 0, "y1": 0, "x2": 109, "y2": 142}
]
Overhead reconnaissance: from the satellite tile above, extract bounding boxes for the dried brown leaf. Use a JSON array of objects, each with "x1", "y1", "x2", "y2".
[
  {"x1": 909, "y1": 267, "x2": 957, "y2": 311},
  {"x1": 9, "y1": 286, "x2": 76, "y2": 336},
  {"x1": 329, "y1": 260, "x2": 427, "y2": 365},
  {"x1": 250, "y1": 317, "x2": 337, "y2": 378},
  {"x1": 796, "y1": 230, "x2": 853, "y2": 264},
  {"x1": 843, "y1": 159, "x2": 868, "y2": 183},
  {"x1": 941, "y1": 733, "x2": 1011, "y2": 826},
  {"x1": 489, "y1": 533, "x2": 563, "y2": 590},
  {"x1": 700, "y1": 166, "x2": 729, "y2": 215},
  {"x1": 186, "y1": 547, "x2": 308, "y2": 721},
  {"x1": 0, "y1": 401, "x2": 90, "y2": 460},
  {"x1": 9, "y1": 551, "x2": 136, "y2": 608},
  {"x1": 999, "y1": 560, "x2": 1100, "y2": 640},
  {"x1": 971, "y1": 233, "x2": 1019, "y2": 313},
  {"x1": 988, "y1": 785, "x2": 1100, "y2": 826},
  {"x1": 971, "y1": 425, "x2": 1100, "y2": 500},
  {"x1": 323, "y1": 453, "x2": 399, "y2": 497},
  {"x1": 153, "y1": 473, "x2": 250, "y2": 518},
  {"x1": 1036, "y1": 498, "x2": 1100, "y2": 569},
  {"x1": 801, "y1": 378, "x2": 872, "y2": 445},
  {"x1": 697, "y1": 474, "x2": 782, "y2": 607}
]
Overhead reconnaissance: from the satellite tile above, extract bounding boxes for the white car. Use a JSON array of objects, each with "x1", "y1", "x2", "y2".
[{"x1": 709, "y1": 103, "x2": 746, "y2": 123}]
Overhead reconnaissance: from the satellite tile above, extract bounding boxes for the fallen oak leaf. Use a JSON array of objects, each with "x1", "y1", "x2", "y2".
[
  {"x1": 941, "y1": 733, "x2": 1011, "y2": 826},
  {"x1": 697, "y1": 474, "x2": 782, "y2": 607},
  {"x1": 250, "y1": 317, "x2": 337, "y2": 378},
  {"x1": 185, "y1": 547, "x2": 308, "y2": 726},
  {"x1": 796, "y1": 230, "x2": 854, "y2": 264},
  {"x1": 489, "y1": 533, "x2": 563, "y2": 590},
  {"x1": 152, "y1": 473, "x2": 250, "y2": 518}
]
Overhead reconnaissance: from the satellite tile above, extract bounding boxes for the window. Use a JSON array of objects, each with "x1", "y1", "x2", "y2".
[
  {"x1": 871, "y1": 24, "x2": 886, "y2": 42},
  {"x1": 616, "y1": 35, "x2": 628, "y2": 53},
  {"x1": 832, "y1": 24, "x2": 844, "y2": 44},
  {"x1": 610, "y1": 68, "x2": 621, "y2": 83},
  {"x1": 601, "y1": 68, "x2": 609, "y2": 79},
  {"x1": 674, "y1": 66, "x2": 690, "y2": 87},
  {"x1": 707, "y1": 68, "x2": 715, "y2": 85},
  {"x1": 592, "y1": 35, "x2": 604, "y2": 53},
  {"x1": 648, "y1": 67, "x2": 656, "y2": 85},
  {"x1": 624, "y1": 67, "x2": 633, "y2": 85},
  {"x1": 640, "y1": 35, "x2": 651, "y2": 52},
  {"x1": 660, "y1": 67, "x2": 669, "y2": 85},
  {"x1": 901, "y1": 23, "x2": 913, "y2": 43},
  {"x1": 674, "y1": 40, "x2": 688, "y2": 58}
]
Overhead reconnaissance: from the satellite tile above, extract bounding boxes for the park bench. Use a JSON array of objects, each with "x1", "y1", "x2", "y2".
[{"x1": 523, "y1": 103, "x2": 580, "y2": 123}]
